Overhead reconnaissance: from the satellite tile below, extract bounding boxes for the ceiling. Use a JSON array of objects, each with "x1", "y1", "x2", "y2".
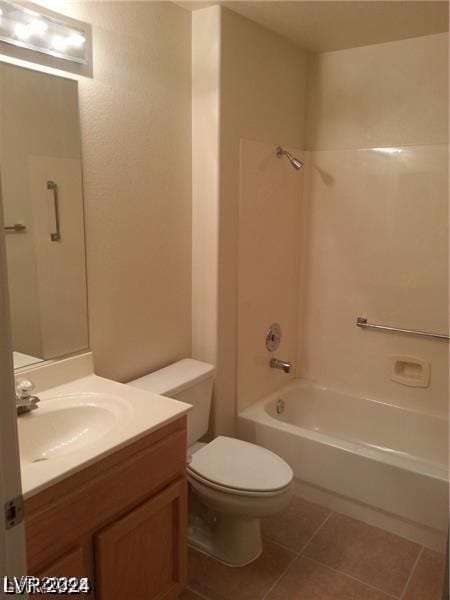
[{"x1": 175, "y1": 1, "x2": 449, "y2": 53}]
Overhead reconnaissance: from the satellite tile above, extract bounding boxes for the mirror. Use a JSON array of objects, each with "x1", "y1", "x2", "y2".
[{"x1": 0, "y1": 63, "x2": 88, "y2": 369}]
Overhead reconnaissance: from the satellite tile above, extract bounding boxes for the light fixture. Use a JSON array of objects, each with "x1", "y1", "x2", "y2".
[{"x1": 0, "y1": 0, "x2": 90, "y2": 66}]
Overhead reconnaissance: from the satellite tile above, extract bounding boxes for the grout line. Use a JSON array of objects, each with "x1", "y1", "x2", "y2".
[
  {"x1": 399, "y1": 546, "x2": 424, "y2": 600},
  {"x1": 260, "y1": 548, "x2": 299, "y2": 600},
  {"x1": 262, "y1": 536, "x2": 302, "y2": 556},
  {"x1": 305, "y1": 556, "x2": 398, "y2": 599},
  {"x1": 298, "y1": 510, "x2": 334, "y2": 555},
  {"x1": 260, "y1": 511, "x2": 335, "y2": 600},
  {"x1": 185, "y1": 585, "x2": 212, "y2": 600},
  {"x1": 264, "y1": 510, "x2": 335, "y2": 557}
]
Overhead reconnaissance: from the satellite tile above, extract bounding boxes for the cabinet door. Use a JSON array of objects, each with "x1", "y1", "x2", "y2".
[
  {"x1": 95, "y1": 478, "x2": 187, "y2": 600},
  {"x1": 29, "y1": 545, "x2": 94, "y2": 599}
]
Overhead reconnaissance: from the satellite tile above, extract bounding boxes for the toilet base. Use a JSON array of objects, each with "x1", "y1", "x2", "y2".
[
  {"x1": 186, "y1": 467, "x2": 292, "y2": 567},
  {"x1": 188, "y1": 509, "x2": 263, "y2": 567}
]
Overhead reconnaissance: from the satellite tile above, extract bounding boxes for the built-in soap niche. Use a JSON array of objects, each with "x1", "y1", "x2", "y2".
[{"x1": 390, "y1": 355, "x2": 430, "y2": 388}]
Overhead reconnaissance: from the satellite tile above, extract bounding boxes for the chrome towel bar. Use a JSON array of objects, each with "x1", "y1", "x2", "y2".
[
  {"x1": 4, "y1": 224, "x2": 26, "y2": 233},
  {"x1": 356, "y1": 317, "x2": 449, "y2": 341}
]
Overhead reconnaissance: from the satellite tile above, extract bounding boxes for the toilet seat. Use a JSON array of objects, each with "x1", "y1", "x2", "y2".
[
  {"x1": 187, "y1": 469, "x2": 291, "y2": 497},
  {"x1": 187, "y1": 436, "x2": 293, "y2": 496}
]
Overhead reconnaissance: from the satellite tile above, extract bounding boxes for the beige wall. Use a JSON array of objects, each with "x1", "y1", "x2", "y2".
[
  {"x1": 306, "y1": 33, "x2": 449, "y2": 150},
  {"x1": 37, "y1": 1, "x2": 193, "y2": 381},
  {"x1": 191, "y1": 7, "x2": 308, "y2": 432},
  {"x1": 300, "y1": 33, "x2": 449, "y2": 417},
  {"x1": 218, "y1": 9, "x2": 308, "y2": 429},
  {"x1": 191, "y1": 6, "x2": 220, "y2": 367}
]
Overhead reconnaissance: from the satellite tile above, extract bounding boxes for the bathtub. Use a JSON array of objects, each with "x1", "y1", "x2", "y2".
[{"x1": 238, "y1": 379, "x2": 449, "y2": 549}]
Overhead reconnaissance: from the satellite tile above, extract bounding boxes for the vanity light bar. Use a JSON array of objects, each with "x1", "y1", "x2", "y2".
[{"x1": 0, "y1": 0, "x2": 88, "y2": 64}]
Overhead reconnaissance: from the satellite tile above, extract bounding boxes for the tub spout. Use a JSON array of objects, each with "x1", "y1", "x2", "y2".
[{"x1": 270, "y1": 358, "x2": 292, "y2": 374}]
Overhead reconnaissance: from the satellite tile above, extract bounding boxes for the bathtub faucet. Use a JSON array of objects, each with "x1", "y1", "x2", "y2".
[{"x1": 270, "y1": 358, "x2": 292, "y2": 374}]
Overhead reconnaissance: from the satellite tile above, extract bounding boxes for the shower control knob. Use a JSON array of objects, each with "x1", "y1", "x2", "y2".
[{"x1": 265, "y1": 323, "x2": 282, "y2": 352}]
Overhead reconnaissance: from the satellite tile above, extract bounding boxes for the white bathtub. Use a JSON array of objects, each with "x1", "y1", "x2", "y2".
[{"x1": 238, "y1": 379, "x2": 449, "y2": 549}]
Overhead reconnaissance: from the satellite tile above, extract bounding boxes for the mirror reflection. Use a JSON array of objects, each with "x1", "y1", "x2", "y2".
[{"x1": 0, "y1": 63, "x2": 88, "y2": 369}]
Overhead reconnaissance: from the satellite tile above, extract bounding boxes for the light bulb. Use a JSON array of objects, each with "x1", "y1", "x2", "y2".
[
  {"x1": 51, "y1": 35, "x2": 67, "y2": 51},
  {"x1": 14, "y1": 23, "x2": 31, "y2": 40},
  {"x1": 373, "y1": 147, "x2": 402, "y2": 155},
  {"x1": 67, "y1": 32, "x2": 85, "y2": 47},
  {"x1": 29, "y1": 19, "x2": 48, "y2": 35}
]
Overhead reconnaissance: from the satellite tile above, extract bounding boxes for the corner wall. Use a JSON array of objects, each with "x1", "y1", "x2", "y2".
[
  {"x1": 218, "y1": 9, "x2": 308, "y2": 428},
  {"x1": 191, "y1": 7, "x2": 309, "y2": 433},
  {"x1": 191, "y1": 6, "x2": 221, "y2": 368}
]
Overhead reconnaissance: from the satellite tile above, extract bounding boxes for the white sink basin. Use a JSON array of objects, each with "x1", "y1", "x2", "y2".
[
  {"x1": 18, "y1": 373, "x2": 191, "y2": 499},
  {"x1": 18, "y1": 392, "x2": 133, "y2": 463}
]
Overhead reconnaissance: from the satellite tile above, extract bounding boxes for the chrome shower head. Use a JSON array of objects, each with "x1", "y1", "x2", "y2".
[{"x1": 276, "y1": 146, "x2": 303, "y2": 170}]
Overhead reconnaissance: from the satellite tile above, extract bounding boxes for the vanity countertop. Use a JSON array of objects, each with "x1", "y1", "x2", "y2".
[{"x1": 18, "y1": 373, "x2": 191, "y2": 499}]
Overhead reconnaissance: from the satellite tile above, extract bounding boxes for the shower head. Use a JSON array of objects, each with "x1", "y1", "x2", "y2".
[{"x1": 276, "y1": 146, "x2": 303, "y2": 170}]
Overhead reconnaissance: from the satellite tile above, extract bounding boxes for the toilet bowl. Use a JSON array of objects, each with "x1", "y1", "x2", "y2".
[
  {"x1": 186, "y1": 436, "x2": 293, "y2": 566},
  {"x1": 127, "y1": 359, "x2": 293, "y2": 566}
]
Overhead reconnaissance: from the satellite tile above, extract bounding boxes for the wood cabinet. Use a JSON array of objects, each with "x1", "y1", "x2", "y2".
[
  {"x1": 30, "y1": 546, "x2": 92, "y2": 600},
  {"x1": 95, "y1": 479, "x2": 186, "y2": 600},
  {"x1": 25, "y1": 417, "x2": 187, "y2": 600}
]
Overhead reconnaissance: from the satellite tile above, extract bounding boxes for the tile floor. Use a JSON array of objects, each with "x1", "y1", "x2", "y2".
[{"x1": 179, "y1": 496, "x2": 446, "y2": 600}]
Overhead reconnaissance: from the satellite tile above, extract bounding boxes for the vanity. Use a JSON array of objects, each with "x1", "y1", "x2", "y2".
[{"x1": 17, "y1": 355, "x2": 190, "y2": 600}]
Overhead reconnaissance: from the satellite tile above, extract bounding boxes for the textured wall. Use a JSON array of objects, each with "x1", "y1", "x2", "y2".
[
  {"x1": 306, "y1": 33, "x2": 449, "y2": 150},
  {"x1": 300, "y1": 34, "x2": 449, "y2": 416},
  {"x1": 38, "y1": 1, "x2": 193, "y2": 381}
]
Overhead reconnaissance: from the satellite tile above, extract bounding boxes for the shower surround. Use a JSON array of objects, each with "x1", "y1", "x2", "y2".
[
  {"x1": 191, "y1": 10, "x2": 448, "y2": 535},
  {"x1": 299, "y1": 33, "x2": 449, "y2": 419},
  {"x1": 235, "y1": 32, "x2": 448, "y2": 548}
]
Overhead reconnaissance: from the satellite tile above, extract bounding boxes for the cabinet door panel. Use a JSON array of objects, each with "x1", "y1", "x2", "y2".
[
  {"x1": 29, "y1": 545, "x2": 94, "y2": 599},
  {"x1": 95, "y1": 478, "x2": 187, "y2": 600}
]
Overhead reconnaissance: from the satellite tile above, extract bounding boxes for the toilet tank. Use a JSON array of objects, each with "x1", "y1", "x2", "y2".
[{"x1": 127, "y1": 359, "x2": 214, "y2": 446}]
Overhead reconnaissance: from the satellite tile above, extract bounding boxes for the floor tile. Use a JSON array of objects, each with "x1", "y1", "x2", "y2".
[
  {"x1": 303, "y1": 513, "x2": 421, "y2": 596},
  {"x1": 187, "y1": 542, "x2": 295, "y2": 600},
  {"x1": 262, "y1": 495, "x2": 331, "y2": 552},
  {"x1": 403, "y1": 548, "x2": 446, "y2": 600},
  {"x1": 178, "y1": 588, "x2": 209, "y2": 600},
  {"x1": 266, "y1": 556, "x2": 394, "y2": 600}
]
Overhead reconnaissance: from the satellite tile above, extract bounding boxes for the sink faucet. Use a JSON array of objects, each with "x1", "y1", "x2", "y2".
[
  {"x1": 270, "y1": 358, "x2": 292, "y2": 374},
  {"x1": 16, "y1": 378, "x2": 40, "y2": 415}
]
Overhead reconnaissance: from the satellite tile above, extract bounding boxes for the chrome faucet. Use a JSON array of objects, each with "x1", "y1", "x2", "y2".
[
  {"x1": 15, "y1": 378, "x2": 40, "y2": 415},
  {"x1": 270, "y1": 358, "x2": 292, "y2": 374}
]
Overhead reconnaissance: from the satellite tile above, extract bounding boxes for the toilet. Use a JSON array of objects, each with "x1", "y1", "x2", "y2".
[{"x1": 128, "y1": 358, "x2": 293, "y2": 567}]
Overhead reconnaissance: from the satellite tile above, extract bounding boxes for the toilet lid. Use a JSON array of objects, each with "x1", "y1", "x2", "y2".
[{"x1": 188, "y1": 436, "x2": 293, "y2": 493}]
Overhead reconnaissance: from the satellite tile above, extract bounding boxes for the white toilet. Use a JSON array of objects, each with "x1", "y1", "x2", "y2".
[{"x1": 128, "y1": 358, "x2": 293, "y2": 567}]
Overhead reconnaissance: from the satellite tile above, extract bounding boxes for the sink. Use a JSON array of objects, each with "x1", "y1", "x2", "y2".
[
  {"x1": 18, "y1": 392, "x2": 133, "y2": 463},
  {"x1": 17, "y1": 372, "x2": 191, "y2": 499}
]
